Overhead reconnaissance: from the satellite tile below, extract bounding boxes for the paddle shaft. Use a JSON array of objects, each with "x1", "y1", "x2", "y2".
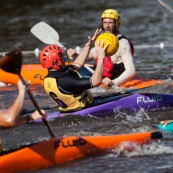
[
  {"x1": 19, "y1": 74, "x2": 55, "y2": 138},
  {"x1": 158, "y1": 0, "x2": 173, "y2": 14}
]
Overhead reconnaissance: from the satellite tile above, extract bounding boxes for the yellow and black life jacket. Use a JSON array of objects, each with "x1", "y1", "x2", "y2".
[{"x1": 44, "y1": 70, "x2": 93, "y2": 112}]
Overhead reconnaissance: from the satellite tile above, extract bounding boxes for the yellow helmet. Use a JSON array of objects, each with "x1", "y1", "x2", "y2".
[{"x1": 101, "y1": 9, "x2": 121, "y2": 31}]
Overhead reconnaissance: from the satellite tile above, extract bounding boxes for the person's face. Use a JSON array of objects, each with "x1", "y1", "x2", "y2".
[{"x1": 102, "y1": 18, "x2": 116, "y2": 33}]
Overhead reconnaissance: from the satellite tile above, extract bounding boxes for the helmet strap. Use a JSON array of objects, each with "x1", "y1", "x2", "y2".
[{"x1": 53, "y1": 60, "x2": 63, "y2": 71}]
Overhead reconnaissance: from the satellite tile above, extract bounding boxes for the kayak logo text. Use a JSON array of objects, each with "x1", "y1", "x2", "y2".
[
  {"x1": 54, "y1": 138, "x2": 87, "y2": 149},
  {"x1": 137, "y1": 94, "x2": 163, "y2": 104},
  {"x1": 34, "y1": 74, "x2": 45, "y2": 80}
]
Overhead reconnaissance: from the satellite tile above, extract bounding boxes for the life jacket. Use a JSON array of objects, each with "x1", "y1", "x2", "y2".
[
  {"x1": 95, "y1": 35, "x2": 134, "y2": 78},
  {"x1": 95, "y1": 56, "x2": 114, "y2": 78},
  {"x1": 44, "y1": 70, "x2": 93, "y2": 112}
]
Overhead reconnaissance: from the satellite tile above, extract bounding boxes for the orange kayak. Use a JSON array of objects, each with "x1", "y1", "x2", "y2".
[
  {"x1": 0, "y1": 64, "x2": 47, "y2": 84},
  {"x1": 0, "y1": 131, "x2": 162, "y2": 173},
  {"x1": 0, "y1": 63, "x2": 163, "y2": 88}
]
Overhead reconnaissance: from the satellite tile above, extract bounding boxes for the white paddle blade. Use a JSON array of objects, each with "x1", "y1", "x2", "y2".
[
  {"x1": 30, "y1": 21, "x2": 63, "y2": 47},
  {"x1": 158, "y1": 0, "x2": 173, "y2": 14},
  {"x1": 31, "y1": 21, "x2": 59, "y2": 40}
]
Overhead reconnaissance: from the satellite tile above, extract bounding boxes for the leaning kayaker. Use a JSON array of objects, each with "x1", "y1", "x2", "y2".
[
  {"x1": 39, "y1": 29, "x2": 108, "y2": 112},
  {"x1": 0, "y1": 79, "x2": 45, "y2": 153},
  {"x1": 0, "y1": 80, "x2": 45, "y2": 129},
  {"x1": 67, "y1": 9, "x2": 136, "y2": 87}
]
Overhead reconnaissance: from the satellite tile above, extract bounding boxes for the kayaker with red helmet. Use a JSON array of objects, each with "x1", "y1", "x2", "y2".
[
  {"x1": 68, "y1": 9, "x2": 136, "y2": 87},
  {"x1": 40, "y1": 29, "x2": 109, "y2": 112}
]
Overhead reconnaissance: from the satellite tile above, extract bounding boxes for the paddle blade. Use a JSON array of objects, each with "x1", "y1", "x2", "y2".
[
  {"x1": 30, "y1": 21, "x2": 61, "y2": 45},
  {"x1": 0, "y1": 49, "x2": 22, "y2": 75}
]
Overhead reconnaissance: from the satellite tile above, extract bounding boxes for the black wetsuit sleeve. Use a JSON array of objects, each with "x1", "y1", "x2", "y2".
[{"x1": 58, "y1": 76, "x2": 92, "y2": 94}]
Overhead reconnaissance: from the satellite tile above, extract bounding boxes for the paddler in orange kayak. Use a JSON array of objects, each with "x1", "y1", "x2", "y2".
[
  {"x1": 39, "y1": 29, "x2": 119, "y2": 113},
  {"x1": 68, "y1": 9, "x2": 136, "y2": 87},
  {"x1": 0, "y1": 80, "x2": 45, "y2": 153},
  {"x1": 0, "y1": 80, "x2": 45, "y2": 129}
]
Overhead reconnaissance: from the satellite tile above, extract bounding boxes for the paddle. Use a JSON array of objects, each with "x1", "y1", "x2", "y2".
[
  {"x1": 0, "y1": 50, "x2": 55, "y2": 138},
  {"x1": 158, "y1": 0, "x2": 173, "y2": 14},
  {"x1": 30, "y1": 21, "x2": 94, "y2": 74}
]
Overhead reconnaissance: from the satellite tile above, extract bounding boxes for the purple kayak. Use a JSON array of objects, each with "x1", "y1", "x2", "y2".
[{"x1": 45, "y1": 93, "x2": 173, "y2": 120}]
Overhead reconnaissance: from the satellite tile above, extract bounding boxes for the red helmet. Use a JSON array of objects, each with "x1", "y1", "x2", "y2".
[{"x1": 40, "y1": 44, "x2": 64, "y2": 70}]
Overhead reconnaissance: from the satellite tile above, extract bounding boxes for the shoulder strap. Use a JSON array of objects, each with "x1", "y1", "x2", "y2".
[
  {"x1": 118, "y1": 35, "x2": 127, "y2": 40},
  {"x1": 118, "y1": 35, "x2": 134, "y2": 56}
]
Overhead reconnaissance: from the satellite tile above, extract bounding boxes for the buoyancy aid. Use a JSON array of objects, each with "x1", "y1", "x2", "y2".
[
  {"x1": 95, "y1": 35, "x2": 134, "y2": 78},
  {"x1": 95, "y1": 56, "x2": 114, "y2": 78},
  {"x1": 44, "y1": 70, "x2": 93, "y2": 112}
]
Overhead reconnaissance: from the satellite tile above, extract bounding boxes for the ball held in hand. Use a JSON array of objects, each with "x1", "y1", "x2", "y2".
[{"x1": 96, "y1": 33, "x2": 119, "y2": 56}]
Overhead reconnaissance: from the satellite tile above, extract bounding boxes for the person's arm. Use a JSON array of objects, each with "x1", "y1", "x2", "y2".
[
  {"x1": 112, "y1": 58, "x2": 136, "y2": 85},
  {"x1": 91, "y1": 40, "x2": 108, "y2": 87},
  {"x1": 0, "y1": 80, "x2": 45, "y2": 128},
  {"x1": 112, "y1": 53, "x2": 136, "y2": 86},
  {"x1": 0, "y1": 80, "x2": 26, "y2": 128},
  {"x1": 73, "y1": 41, "x2": 91, "y2": 71},
  {"x1": 71, "y1": 29, "x2": 101, "y2": 71},
  {"x1": 59, "y1": 40, "x2": 107, "y2": 91},
  {"x1": 104, "y1": 39, "x2": 136, "y2": 86}
]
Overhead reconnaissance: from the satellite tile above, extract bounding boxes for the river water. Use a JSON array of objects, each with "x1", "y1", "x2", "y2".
[{"x1": 1, "y1": 0, "x2": 173, "y2": 173}]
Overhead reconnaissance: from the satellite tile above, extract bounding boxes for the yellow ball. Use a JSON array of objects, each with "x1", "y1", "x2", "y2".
[{"x1": 96, "y1": 33, "x2": 119, "y2": 56}]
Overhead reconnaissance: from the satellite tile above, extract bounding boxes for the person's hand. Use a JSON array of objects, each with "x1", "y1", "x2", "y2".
[
  {"x1": 67, "y1": 48, "x2": 77, "y2": 60},
  {"x1": 30, "y1": 109, "x2": 46, "y2": 121},
  {"x1": 17, "y1": 79, "x2": 26, "y2": 93},
  {"x1": 160, "y1": 120, "x2": 173, "y2": 127},
  {"x1": 102, "y1": 77, "x2": 114, "y2": 86},
  {"x1": 87, "y1": 28, "x2": 102, "y2": 47},
  {"x1": 95, "y1": 40, "x2": 109, "y2": 62}
]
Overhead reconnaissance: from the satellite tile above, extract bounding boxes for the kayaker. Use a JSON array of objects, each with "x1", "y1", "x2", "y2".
[
  {"x1": 67, "y1": 9, "x2": 136, "y2": 87},
  {"x1": 0, "y1": 79, "x2": 45, "y2": 129},
  {"x1": 40, "y1": 29, "x2": 109, "y2": 112}
]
